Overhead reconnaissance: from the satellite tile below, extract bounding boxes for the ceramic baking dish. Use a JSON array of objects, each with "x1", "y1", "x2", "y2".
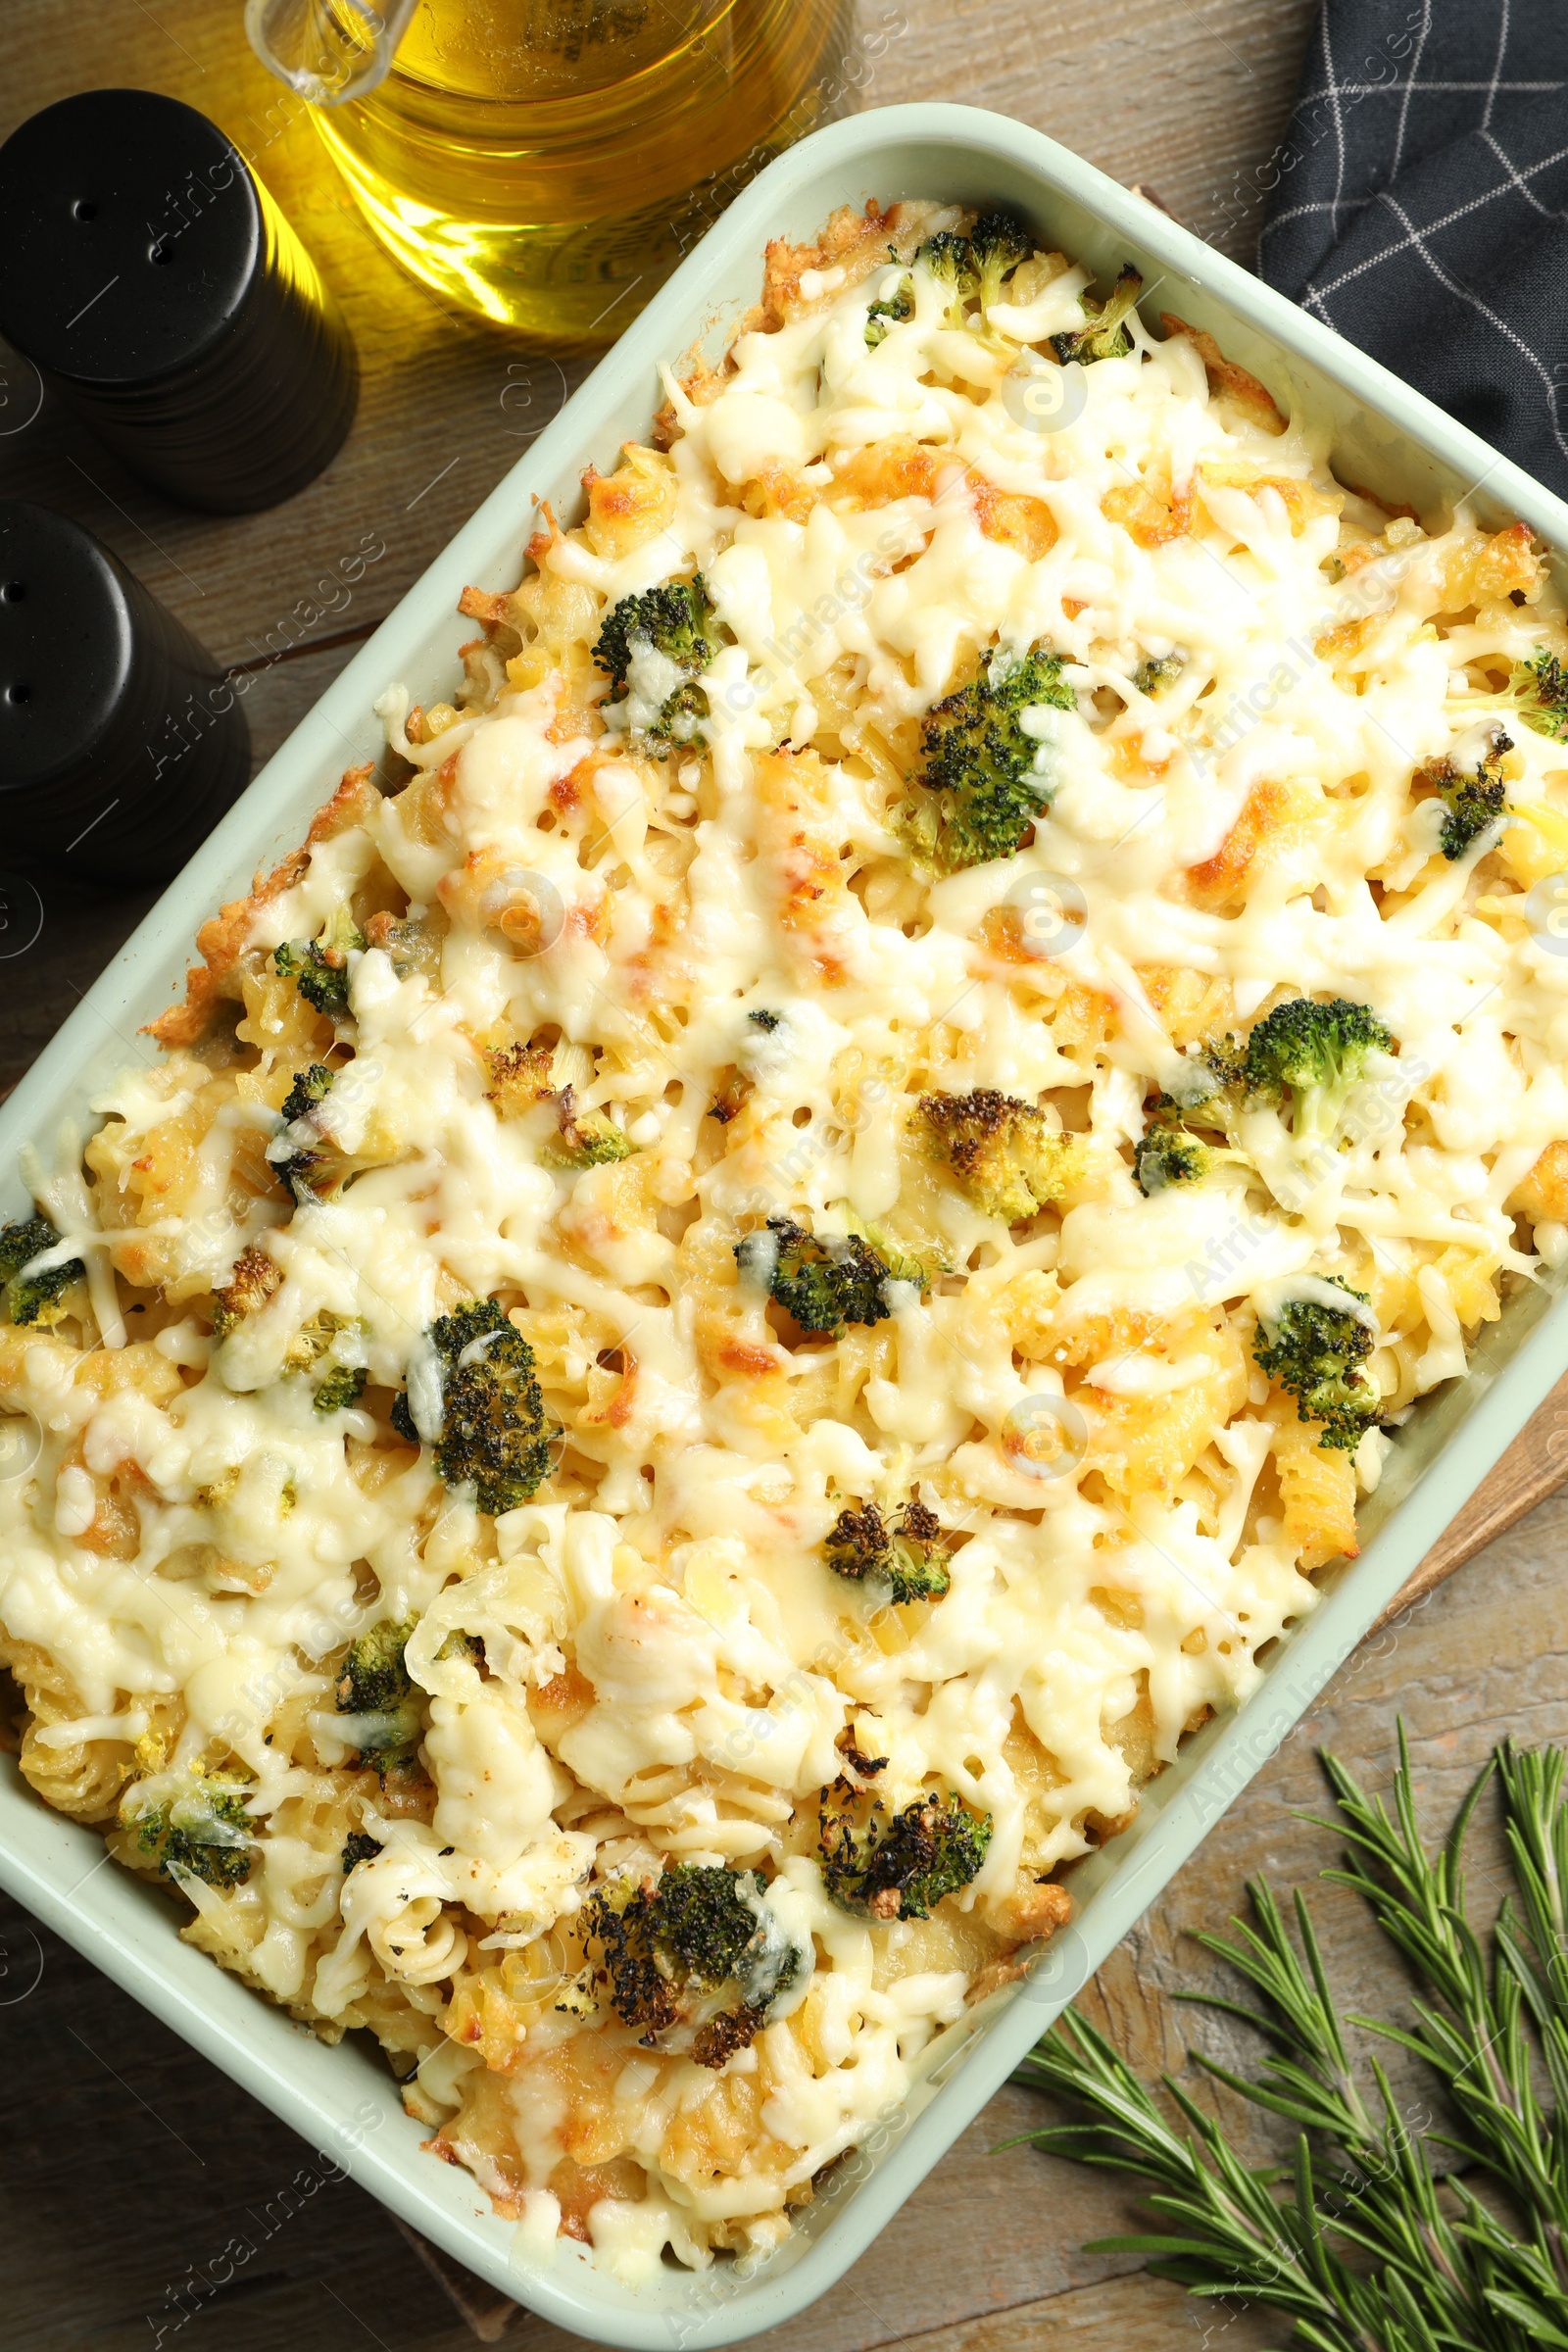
[{"x1": 3, "y1": 99, "x2": 1566, "y2": 2350}]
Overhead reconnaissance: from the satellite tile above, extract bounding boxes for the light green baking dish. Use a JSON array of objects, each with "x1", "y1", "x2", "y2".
[{"x1": 0, "y1": 101, "x2": 1563, "y2": 2350}]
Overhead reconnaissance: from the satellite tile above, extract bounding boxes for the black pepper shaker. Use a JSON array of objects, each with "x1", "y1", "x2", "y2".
[
  {"x1": 0, "y1": 89, "x2": 358, "y2": 514},
  {"x1": 0, "y1": 502, "x2": 250, "y2": 884}
]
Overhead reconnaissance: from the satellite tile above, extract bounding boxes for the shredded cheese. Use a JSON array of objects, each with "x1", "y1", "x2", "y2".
[{"x1": 1, "y1": 195, "x2": 1565, "y2": 2277}]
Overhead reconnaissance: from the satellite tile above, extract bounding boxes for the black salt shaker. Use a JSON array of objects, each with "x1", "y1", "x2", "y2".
[
  {"x1": 0, "y1": 502, "x2": 250, "y2": 885},
  {"x1": 0, "y1": 89, "x2": 358, "y2": 514}
]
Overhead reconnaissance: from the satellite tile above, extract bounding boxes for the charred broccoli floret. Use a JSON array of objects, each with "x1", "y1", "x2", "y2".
[
  {"x1": 919, "y1": 1088, "x2": 1088, "y2": 1220},
  {"x1": 392, "y1": 1298, "x2": 555, "y2": 1514},
  {"x1": 579, "y1": 1862, "x2": 797, "y2": 2063},
  {"x1": 341, "y1": 1830, "x2": 382, "y2": 1874},
  {"x1": 209, "y1": 1243, "x2": 282, "y2": 1341},
  {"x1": 272, "y1": 905, "x2": 366, "y2": 1020},
  {"x1": 1508, "y1": 647, "x2": 1568, "y2": 742},
  {"x1": 691, "y1": 2004, "x2": 770, "y2": 2069},
  {"x1": 540, "y1": 1085, "x2": 635, "y2": 1169},
  {"x1": 1253, "y1": 1278, "x2": 1383, "y2": 1451},
  {"x1": 280, "y1": 1062, "x2": 334, "y2": 1126},
  {"x1": 1134, "y1": 1095, "x2": 1252, "y2": 1196},
  {"x1": 907, "y1": 643, "x2": 1076, "y2": 871},
  {"x1": 1242, "y1": 998, "x2": 1395, "y2": 1145},
  {"x1": 335, "y1": 1612, "x2": 422, "y2": 1768},
  {"x1": 124, "y1": 1772, "x2": 255, "y2": 1889},
  {"x1": 818, "y1": 1779, "x2": 993, "y2": 1920},
  {"x1": 593, "y1": 575, "x2": 715, "y2": 744},
  {"x1": 1051, "y1": 263, "x2": 1144, "y2": 364},
  {"x1": 0, "y1": 1212, "x2": 84, "y2": 1328},
  {"x1": 485, "y1": 1040, "x2": 555, "y2": 1120},
  {"x1": 1417, "y1": 730, "x2": 1512, "y2": 860},
  {"x1": 734, "y1": 1216, "x2": 905, "y2": 1336},
  {"x1": 824, "y1": 1496, "x2": 952, "y2": 1605}
]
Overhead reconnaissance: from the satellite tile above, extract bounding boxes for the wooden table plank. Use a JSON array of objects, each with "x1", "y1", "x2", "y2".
[{"x1": 9, "y1": 5, "x2": 1560, "y2": 2351}]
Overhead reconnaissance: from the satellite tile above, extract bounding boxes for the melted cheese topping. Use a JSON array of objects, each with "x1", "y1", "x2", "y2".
[{"x1": 4, "y1": 198, "x2": 1567, "y2": 2278}]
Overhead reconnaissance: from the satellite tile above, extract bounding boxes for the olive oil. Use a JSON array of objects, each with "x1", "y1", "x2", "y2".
[{"x1": 309, "y1": 0, "x2": 856, "y2": 341}]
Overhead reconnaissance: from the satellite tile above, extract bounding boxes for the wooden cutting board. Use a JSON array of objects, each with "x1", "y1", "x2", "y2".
[
  {"x1": 405, "y1": 1371, "x2": 1568, "y2": 2342},
  {"x1": 1371, "y1": 1368, "x2": 1568, "y2": 1629}
]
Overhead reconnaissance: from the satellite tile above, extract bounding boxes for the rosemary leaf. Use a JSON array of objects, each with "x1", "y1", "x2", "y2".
[{"x1": 1010, "y1": 1728, "x2": 1568, "y2": 2352}]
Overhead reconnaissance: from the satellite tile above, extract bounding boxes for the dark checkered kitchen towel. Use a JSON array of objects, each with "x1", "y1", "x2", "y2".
[{"x1": 1258, "y1": 2, "x2": 1568, "y2": 501}]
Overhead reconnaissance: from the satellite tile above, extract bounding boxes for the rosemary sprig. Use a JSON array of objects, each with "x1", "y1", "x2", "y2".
[{"x1": 1009, "y1": 1731, "x2": 1568, "y2": 2352}]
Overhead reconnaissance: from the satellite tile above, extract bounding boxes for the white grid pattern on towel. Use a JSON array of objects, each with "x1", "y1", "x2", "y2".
[{"x1": 1258, "y1": 1, "x2": 1568, "y2": 479}]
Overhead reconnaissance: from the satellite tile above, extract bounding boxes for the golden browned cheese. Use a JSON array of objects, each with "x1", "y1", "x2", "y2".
[{"x1": 1511, "y1": 1142, "x2": 1568, "y2": 1224}]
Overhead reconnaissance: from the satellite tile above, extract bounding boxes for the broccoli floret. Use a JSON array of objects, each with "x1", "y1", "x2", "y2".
[
  {"x1": 1508, "y1": 647, "x2": 1568, "y2": 742},
  {"x1": 915, "y1": 228, "x2": 979, "y2": 328},
  {"x1": 734, "y1": 1216, "x2": 903, "y2": 1336},
  {"x1": 579, "y1": 1862, "x2": 796, "y2": 2061},
  {"x1": 341, "y1": 1830, "x2": 382, "y2": 1873},
  {"x1": 1134, "y1": 1095, "x2": 1252, "y2": 1196},
  {"x1": 273, "y1": 939, "x2": 355, "y2": 1019},
  {"x1": 906, "y1": 643, "x2": 1076, "y2": 872},
  {"x1": 273, "y1": 904, "x2": 365, "y2": 1018},
  {"x1": 335, "y1": 1612, "x2": 422, "y2": 1768},
  {"x1": 272, "y1": 1062, "x2": 341, "y2": 1202},
  {"x1": 395, "y1": 1298, "x2": 555, "y2": 1514},
  {"x1": 818, "y1": 1779, "x2": 992, "y2": 1920},
  {"x1": 968, "y1": 210, "x2": 1033, "y2": 308},
  {"x1": 1133, "y1": 651, "x2": 1185, "y2": 697},
  {"x1": 913, "y1": 214, "x2": 1030, "y2": 330},
  {"x1": 277, "y1": 1307, "x2": 367, "y2": 1410},
  {"x1": 1253, "y1": 1279, "x2": 1383, "y2": 1451},
  {"x1": 1439, "y1": 770, "x2": 1508, "y2": 861},
  {"x1": 593, "y1": 575, "x2": 715, "y2": 743},
  {"x1": 337, "y1": 1613, "x2": 418, "y2": 1714},
  {"x1": 314, "y1": 1364, "x2": 368, "y2": 1415},
  {"x1": 1051, "y1": 263, "x2": 1144, "y2": 365},
  {"x1": 280, "y1": 1061, "x2": 335, "y2": 1126},
  {"x1": 864, "y1": 274, "x2": 912, "y2": 348},
  {"x1": 0, "y1": 1212, "x2": 84, "y2": 1328},
  {"x1": 824, "y1": 1495, "x2": 952, "y2": 1605},
  {"x1": 1417, "y1": 731, "x2": 1512, "y2": 860},
  {"x1": 541, "y1": 1085, "x2": 635, "y2": 1169},
  {"x1": 1242, "y1": 998, "x2": 1395, "y2": 1145},
  {"x1": 125, "y1": 1772, "x2": 255, "y2": 1890},
  {"x1": 271, "y1": 1063, "x2": 398, "y2": 1204},
  {"x1": 919, "y1": 1088, "x2": 1088, "y2": 1220}
]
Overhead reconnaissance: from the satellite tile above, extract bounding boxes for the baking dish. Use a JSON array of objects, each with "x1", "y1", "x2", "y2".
[{"x1": 2, "y1": 99, "x2": 1566, "y2": 2349}]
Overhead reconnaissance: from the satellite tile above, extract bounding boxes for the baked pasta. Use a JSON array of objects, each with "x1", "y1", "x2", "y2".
[{"x1": 4, "y1": 198, "x2": 1568, "y2": 2278}]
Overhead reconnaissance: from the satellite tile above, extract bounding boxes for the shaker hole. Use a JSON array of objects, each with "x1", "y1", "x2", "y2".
[
  {"x1": 7, "y1": 683, "x2": 31, "y2": 705},
  {"x1": 72, "y1": 199, "x2": 97, "y2": 222},
  {"x1": 149, "y1": 241, "x2": 174, "y2": 266},
  {"x1": 1, "y1": 582, "x2": 24, "y2": 603}
]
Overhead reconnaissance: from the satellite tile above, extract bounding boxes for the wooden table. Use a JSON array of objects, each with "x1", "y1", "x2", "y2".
[{"x1": 4, "y1": 4, "x2": 1563, "y2": 2348}]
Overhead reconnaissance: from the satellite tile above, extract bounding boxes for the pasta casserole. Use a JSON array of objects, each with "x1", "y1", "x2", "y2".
[{"x1": 4, "y1": 198, "x2": 1568, "y2": 2278}]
